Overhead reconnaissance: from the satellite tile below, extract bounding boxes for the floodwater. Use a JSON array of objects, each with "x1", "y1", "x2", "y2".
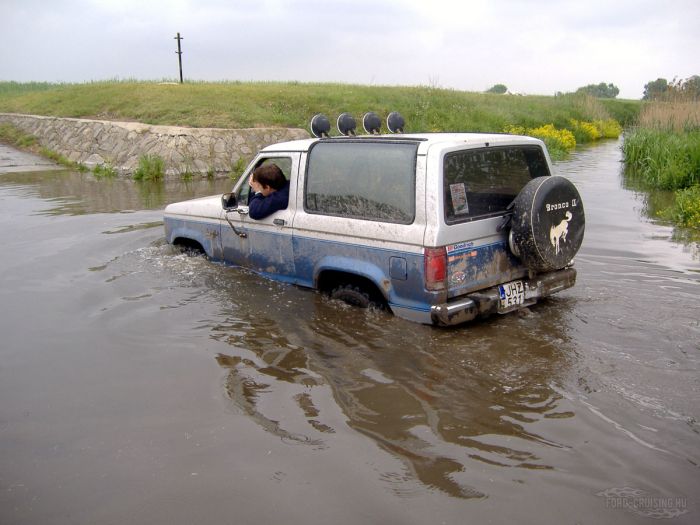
[{"x1": 0, "y1": 140, "x2": 698, "y2": 524}]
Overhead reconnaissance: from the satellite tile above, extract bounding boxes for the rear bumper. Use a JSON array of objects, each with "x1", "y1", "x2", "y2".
[{"x1": 430, "y1": 267, "x2": 577, "y2": 326}]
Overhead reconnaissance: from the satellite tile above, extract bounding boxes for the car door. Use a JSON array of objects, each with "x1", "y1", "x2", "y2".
[{"x1": 220, "y1": 154, "x2": 299, "y2": 281}]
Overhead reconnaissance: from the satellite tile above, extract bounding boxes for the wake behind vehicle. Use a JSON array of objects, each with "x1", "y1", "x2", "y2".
[{"x1": 164, "y1": 112, "x2": 584, "y2": 326}]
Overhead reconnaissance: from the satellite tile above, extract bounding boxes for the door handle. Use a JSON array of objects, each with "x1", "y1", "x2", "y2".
[{"x1": 273, "y1": 219, "x2": 286, "y2": 226}]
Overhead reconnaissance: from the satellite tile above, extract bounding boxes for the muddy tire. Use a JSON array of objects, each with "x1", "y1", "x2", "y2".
[
  {"x1": 330, "y1": 284, "x2": 373, "y2": 309},
  {"x1": 509, "y1": 176, "x2": 585, "y2": 272}
]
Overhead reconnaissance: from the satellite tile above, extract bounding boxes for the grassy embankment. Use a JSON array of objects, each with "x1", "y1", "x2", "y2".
[
  {"x1": 0, "y1": 80, "x2": 637, "y2": 164},
  {"x1": 623, "y1": 97, "x2": 700, "y2": 228}
]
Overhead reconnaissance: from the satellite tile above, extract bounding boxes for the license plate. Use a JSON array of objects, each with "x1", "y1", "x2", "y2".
[{"x1": 498, "y1": 280, "x2": 525, "y2": 310}]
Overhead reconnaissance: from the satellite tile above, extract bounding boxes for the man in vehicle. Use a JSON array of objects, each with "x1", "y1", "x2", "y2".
[{"x1": 248, "y1": 164, "x2": 290, "y2": 220}]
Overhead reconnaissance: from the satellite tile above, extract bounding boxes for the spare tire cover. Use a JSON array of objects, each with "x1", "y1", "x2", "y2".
[{"x1": 510, "y1": 176, "x2": 585, "y2": 272}]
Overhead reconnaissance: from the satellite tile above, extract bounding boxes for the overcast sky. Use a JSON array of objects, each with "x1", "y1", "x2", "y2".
[{"x1": 1, "y1": 0, "x2": 698, "y2": 99}]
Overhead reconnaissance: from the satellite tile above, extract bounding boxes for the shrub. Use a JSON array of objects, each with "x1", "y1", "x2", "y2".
[
  {"x1": 594, "y1": 119, "x2": 623, "y2": 138},
  {"x1": 569, "y1": 119, "x2": 601, "y2": 142},
  {"x1": 486, "y1": 84, "x2": 508, "y2": 94},
  {"x1": 567, "y1": 119, "x2": 622, "y2": 142},
  {"x1": 133, "y1": 154, "x2": 165, "y2": 181},
  {"x1": 505, "y1": 123, "x2": 576, "y2": 160},
  {"x1": 672, "y1": 185, "x2": 700, "y2": 228}
]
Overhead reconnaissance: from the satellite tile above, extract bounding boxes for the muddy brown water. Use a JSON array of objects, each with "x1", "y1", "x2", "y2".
[{"x1": 0, "y1": 140, "x2": 698, "y2": 524}]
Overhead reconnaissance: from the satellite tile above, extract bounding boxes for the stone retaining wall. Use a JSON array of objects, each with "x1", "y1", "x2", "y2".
[{"x1": 0, "y1": 113, "x2": 309, "y2": 177}]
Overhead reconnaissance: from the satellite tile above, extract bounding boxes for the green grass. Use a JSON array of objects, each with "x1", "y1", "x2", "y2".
[
  {"x1": 0, "y1": 80, "x2": 639, "y2": 134},
  {"x1": 133, "y1": 154, "x2": 165, "y2": 181},
  {"x1": 599, "y1": 98, "x2": 641, "y2": 127},
  {"x1": 0, "y1": 122, "x2": 38, "y2": 148},
  {"x1": 623, "y1": 129, "x2": 700, "y2": 190},
  {"x1": 622, "y1": 98, "x2": 700, "y2": 229},
  {"x1": 228, "y1": 157, "x2": 248, "y2": 182},
  {"x1": 92, "y1": 163, "x2": 118, "y2": 178}
]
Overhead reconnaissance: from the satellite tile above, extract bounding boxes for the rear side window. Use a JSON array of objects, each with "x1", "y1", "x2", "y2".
[
  {"x1": 305, "y1": 141, "x2": 417, "y2": 224},
  {"x1": 444, "y1": 146, "x2": 549, "y2": 223}
]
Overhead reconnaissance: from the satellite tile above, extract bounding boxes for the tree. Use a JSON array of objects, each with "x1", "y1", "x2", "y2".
[
  {"x1": 576, "y1": 82, "x2": 620, "y2": 98},
  {"x1": 676, "y1": 75, "x2": 700, "y2": 100},
  {"x1": 486, "y1": 84, "x2": 508, "y2": 94},
  {"x1": 643, "y1": 78, "x2": 669, "y2": 100}
]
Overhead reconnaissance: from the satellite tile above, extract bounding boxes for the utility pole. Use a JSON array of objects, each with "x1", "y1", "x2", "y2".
[{"x1": 174, "y1": 32, "x2": 184, "y2": 83}]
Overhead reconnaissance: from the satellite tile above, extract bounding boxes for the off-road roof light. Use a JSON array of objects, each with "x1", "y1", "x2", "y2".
[
  {"x1": 310, "y1": 111, "x2": 407, "y2": 137},
  {"x1": 310, "y1": 114, "x2": 331, "y2": 138},
  {"x1": 337, "y1": 113, "x2": 357, "y2": 136},
  {"x1": 362, "y1": 112, "x2": 382, "y2": 134},
  {"x1": 386, "y1": 112, "x2": 405, "y2": 133}
]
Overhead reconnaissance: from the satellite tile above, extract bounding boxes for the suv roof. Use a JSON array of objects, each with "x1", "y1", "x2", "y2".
[{"x1": 262, "y1": 133, "x2": 545, "y2": 155}]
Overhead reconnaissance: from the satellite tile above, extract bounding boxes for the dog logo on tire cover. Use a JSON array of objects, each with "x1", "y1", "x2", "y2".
[{"x1": 550, "y1": 211, "x2": 572, "y2": 255}]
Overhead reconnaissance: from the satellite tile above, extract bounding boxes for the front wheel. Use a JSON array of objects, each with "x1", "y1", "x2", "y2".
[{"x1": 330, "y1": 284, "x2": 376, "y2": 309}]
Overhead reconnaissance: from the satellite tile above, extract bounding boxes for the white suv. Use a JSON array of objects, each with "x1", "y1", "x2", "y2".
[{"x1": 164, "y1": 119, "x2": 584, "y2": 326}]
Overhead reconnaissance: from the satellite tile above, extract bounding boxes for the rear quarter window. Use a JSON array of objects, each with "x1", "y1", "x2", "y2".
[
  {"x1": 444, "y1": 146, "x2": 549, "y2": 223},
  {"x1": 304, "y1": 141, "x2": 417, "y2": 224}
]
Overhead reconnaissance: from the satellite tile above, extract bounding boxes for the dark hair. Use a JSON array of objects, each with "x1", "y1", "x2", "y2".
[{"x1": 252, "y1": 164, "x2": 286, "y2": 190}]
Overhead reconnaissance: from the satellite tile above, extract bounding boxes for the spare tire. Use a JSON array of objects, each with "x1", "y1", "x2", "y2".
[{"x1": 509, "y1": 176, "x2": 585, "y2": 272}]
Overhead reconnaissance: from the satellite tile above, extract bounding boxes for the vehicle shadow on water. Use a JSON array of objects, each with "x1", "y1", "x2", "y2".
[{"x1": 208, "y1": 277, "x2": 579, "y2": 499}]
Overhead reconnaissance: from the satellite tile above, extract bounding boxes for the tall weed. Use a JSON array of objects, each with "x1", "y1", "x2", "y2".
[
  {"x1": 623, "y1": 97, "x2": 700, "y2": 229},
  {"x1": 133, "y1": 154, "x2": 165, "y2": 181},
  {"x1": 637, "y1": 99, "x2": 700, "y2": 133},
  {"x1": 623, "y1": 129, "x2": 700, "y2": 190}
]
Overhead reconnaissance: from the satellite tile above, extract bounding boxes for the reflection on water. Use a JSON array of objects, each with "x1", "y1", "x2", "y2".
[
  {"x1": 210, "y1": 291, "x2": 577, "y2": 499},
  {"x1": 0, "y1": 169, "x2": 234, "y2": 215},
  {"x1": 622, "y1": 171, "x2": 700, "y2": 256}
]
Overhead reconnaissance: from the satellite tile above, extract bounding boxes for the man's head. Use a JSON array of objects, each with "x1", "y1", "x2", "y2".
[{"x1": 252, "y1": 164, "x2": 286, "y2": 193}]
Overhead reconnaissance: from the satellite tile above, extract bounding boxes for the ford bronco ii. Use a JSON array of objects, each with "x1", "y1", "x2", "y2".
[{"x1": 163, "y1": 115, "x2": 584, "y2": 326}]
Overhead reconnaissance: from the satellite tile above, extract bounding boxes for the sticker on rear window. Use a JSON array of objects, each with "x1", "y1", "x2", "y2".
[{"x1": 449, "y1": 183, "x2": 469, "y2": 215}]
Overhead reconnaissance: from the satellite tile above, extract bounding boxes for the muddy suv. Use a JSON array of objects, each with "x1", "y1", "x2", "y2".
[{"x1": 164, "y1": 119, "x2": 584, "y2": 326}]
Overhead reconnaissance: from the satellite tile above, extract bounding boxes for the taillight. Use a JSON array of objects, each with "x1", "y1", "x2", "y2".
[{"x1": 424, "y1": 247, "x2": 447, "y2": 291}]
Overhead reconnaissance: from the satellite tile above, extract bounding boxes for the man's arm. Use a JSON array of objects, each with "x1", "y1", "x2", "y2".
[{"x1": 248, "y1": 187, "x2": 289, "y2": 220}]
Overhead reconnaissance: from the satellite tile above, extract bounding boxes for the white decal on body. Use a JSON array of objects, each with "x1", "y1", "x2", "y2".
[{"x1": 550, "y1": 211, "x2": 573, "y2": 255}]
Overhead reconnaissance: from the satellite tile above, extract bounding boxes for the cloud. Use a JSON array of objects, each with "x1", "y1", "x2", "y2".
[{"x1": 1, "y1": 0, "x2": 698, "y2": 98}]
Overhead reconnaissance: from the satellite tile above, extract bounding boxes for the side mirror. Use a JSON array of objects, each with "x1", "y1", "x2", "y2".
[{"x1": 221, "y1": 192, "x2": 237, "y2": 211}]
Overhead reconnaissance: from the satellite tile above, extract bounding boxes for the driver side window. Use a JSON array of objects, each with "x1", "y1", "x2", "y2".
[{"x1": 236, "y1": 156, "x2": 292, "y2": 204}]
